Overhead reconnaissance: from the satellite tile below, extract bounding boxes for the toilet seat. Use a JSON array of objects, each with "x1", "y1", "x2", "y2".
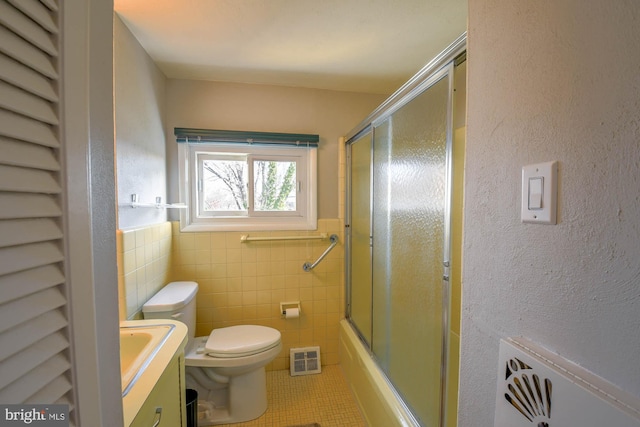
[{"x1": 205, "y1": 325, "x2": 281, "y2": 358}]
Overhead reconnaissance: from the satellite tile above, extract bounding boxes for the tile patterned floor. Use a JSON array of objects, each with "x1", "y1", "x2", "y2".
[{"x1": 216, "y1": 365, "x2": 366, "y2": 427}]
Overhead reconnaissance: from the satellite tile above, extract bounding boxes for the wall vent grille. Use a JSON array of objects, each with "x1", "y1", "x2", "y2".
[
  {"x1": 495, "y1": 338, "x2": 640, "y2": 427},
  {"x1": 290, "y1": 347, "x2": 321, "y2": 376}
]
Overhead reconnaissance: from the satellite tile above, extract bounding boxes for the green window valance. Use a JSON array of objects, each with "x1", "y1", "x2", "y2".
[{"x1": 175, "y1": 128, "x2": 319, "y2": 147}]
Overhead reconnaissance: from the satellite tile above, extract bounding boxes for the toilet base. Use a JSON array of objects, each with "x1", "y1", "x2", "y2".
[
  {"x1": 187, "y1": 366, "x2": 268, "y2": 426},
  {"x1": 196, "y1": 401, "x2": 230, "y2": 426}
]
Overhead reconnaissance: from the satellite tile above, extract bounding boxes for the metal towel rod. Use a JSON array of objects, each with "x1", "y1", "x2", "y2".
[
  {"x1": 240, "y1": 233, "x2": 328, "y2": 242},
  {"x1": 303, "y1": 234, "x2": 339, "y2": 272}
]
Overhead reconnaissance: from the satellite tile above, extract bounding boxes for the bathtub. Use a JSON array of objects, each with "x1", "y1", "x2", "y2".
[{"x1": 339, "y1": 319, "x2": 418, "y2": 427}]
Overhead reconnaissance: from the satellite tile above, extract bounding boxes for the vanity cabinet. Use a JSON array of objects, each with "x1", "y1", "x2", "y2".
[
  {"x1": 129, "y1": 355, "x2": 185, "y2": 427},
  {"x1": 121, "y1": 320, "x2": 188, "y2": 427}
]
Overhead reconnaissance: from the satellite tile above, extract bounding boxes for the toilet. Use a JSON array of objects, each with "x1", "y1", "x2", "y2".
[{"x1": 142, "y1": 281, "x2": 282, "y2": 425}]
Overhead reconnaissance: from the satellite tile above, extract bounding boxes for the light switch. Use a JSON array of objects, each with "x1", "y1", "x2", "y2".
[
  {"x1": 521, "y1": 161, "x2": 558, "y2": 224},
  {"x1": 528, "y1": 177, "x2": 543, "y2": 209}
]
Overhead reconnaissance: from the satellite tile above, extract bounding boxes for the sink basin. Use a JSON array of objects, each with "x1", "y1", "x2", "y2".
[
  {"x1": 120, "y1": 319, "x2": 188, "y2": 426},
  {"x1": 120, "y1": 323, "x2": 174, "y2": 396}
]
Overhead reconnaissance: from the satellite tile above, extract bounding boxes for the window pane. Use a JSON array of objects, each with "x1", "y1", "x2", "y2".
[
  {"x1": 183, "y1": 144, "x2": 316, "y2": 230},
  {"x1": 202, "y1": 159, "x2": 248, "y2": 211},
  {"x1": 253, "y1": 160, "x2": 296, "y2": 211}
]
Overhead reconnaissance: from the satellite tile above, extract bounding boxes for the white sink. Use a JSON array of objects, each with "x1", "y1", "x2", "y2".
[
  {"x1": 120, "y1": 323, "x2": 174, "y2": 396},
  {"x1": 120, "y1": 320, "x2": 188, "y2": 426}
]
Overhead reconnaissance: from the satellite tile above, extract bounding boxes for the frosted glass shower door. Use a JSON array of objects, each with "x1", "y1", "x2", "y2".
[
  {"x1": 348, "y1": 132, "x2": 373, "y2": 345},
  {"x1": 371, "y1": 68, "x2": 452, "y2": 426}
]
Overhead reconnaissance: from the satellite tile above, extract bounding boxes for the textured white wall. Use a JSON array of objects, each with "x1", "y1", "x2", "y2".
[
  {"x1": 164, "y1": 80, "x2": 386, "y2": 219},
  {"x1": 460, "y1": 1, "x2": 640, "y2": 425},
  {"x1": 64, "y1": 2, "x2": 121, "y2": 425},
  {"x1": 114, "y1": 15, "x2": 168, "y2": 229}
]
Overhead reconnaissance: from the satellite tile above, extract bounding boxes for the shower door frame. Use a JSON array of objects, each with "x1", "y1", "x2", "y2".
[{"x1": 344, "y1": 33, "x2": 466, "y2": 427}]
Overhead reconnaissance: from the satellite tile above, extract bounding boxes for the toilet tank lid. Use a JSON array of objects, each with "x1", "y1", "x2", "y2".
[{"x1": 142, "y1": 281, "x2": 198, "y2": 313}]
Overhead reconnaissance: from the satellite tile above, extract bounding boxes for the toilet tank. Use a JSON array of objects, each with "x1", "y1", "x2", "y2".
[{"x1": 142, "y1": 281, "x2": 198, "y2": 344}]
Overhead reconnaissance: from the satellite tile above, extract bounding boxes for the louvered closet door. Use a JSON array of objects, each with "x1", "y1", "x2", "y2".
[{"x1": 0, "y1": 0, "x2": 76, "y2": 422}]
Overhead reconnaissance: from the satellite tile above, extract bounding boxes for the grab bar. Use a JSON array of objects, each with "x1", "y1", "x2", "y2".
[
  {"x1": 303, "y1": 234, "x2": 339, "y2": 272},
  {"x1": 240, "y1": 233, "x2": 328, "y2": 242}
]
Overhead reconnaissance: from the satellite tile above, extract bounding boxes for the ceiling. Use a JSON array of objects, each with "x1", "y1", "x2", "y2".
[{"x1": 114, "y1": 0, "x2": 467, "y2": 95}]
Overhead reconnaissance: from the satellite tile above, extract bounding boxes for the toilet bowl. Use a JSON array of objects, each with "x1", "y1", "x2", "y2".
[
  {"x1": 185, "y1": 327, "x2": 282, "y2": 425},
  {"x1": 142, "y1": 281, "x2": 282, "y2": 425}
]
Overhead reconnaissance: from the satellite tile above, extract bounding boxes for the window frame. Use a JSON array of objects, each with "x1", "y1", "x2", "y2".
[{"x1": 178, "y1": 142, "x2": 317, "y2": 232}]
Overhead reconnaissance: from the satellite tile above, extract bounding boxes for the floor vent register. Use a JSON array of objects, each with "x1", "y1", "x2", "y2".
[{"x1": 290, "y1": 346, "x2": 321, "y2": 376}]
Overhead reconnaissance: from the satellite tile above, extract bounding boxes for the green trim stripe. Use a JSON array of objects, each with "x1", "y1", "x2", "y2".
[{"x1": 175, "y1": 128, "x2": 319, "y2": 146}]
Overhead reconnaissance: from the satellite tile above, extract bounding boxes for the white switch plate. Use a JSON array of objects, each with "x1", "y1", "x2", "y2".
[{"x1": 521, "y1": 161, "x2": 557, "y2": 224}]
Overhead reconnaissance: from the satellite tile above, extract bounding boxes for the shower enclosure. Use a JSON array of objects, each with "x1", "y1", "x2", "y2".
[{"x1": 345, "y1": 36, "x2": 465, "y2": 427}]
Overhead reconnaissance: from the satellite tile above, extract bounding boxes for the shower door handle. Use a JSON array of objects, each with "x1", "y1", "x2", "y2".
[{"x1": 151, "y1": 407, "x2": 162, "y2": 427}]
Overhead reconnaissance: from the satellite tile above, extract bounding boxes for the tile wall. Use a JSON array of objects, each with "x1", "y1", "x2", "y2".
[
  {"x1": 169, "y1": 219, "x2": 345, "y2": 370},
  {"x1": 117, "y1": 222, "x2": 173, "y2": 320},
  {"x1": 116, "y1": 219, "x2": 345, "y2": 370}
]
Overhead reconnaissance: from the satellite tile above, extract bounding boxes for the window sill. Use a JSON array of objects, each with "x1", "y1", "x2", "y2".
[{"x1": 178, "y1": 216, "x2": 317, "y2": 233}]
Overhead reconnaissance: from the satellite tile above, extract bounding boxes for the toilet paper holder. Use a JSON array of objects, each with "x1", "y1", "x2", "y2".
[{"x1": 280, "y1": 301, "x2": 301, "y2": 316}]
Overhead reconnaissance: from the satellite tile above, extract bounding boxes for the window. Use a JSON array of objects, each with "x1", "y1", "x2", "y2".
[{"x1": 177, "y1": 129, "x2": 318, "y2": 231}]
